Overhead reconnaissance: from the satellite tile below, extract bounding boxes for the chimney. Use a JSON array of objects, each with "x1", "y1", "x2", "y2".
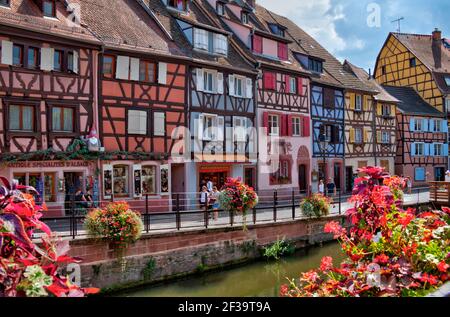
[{"x1": 432, "y1": 28, "x2": 442, "y2": 69}]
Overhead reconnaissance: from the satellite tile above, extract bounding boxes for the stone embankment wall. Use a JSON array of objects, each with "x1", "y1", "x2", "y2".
[{"x1": 68, "y1": 215, "x2": 347, "y2": 291}]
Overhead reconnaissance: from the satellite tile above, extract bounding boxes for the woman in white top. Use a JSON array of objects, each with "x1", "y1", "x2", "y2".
[
  {"x1": 318, "y1": 179, "x2": 325, "y2": 195},
  {"x1": 199, "y1": 186, "x2": 209, "y2": 210}
]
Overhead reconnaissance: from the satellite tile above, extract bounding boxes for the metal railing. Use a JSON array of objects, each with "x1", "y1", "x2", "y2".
[{"x1": 37, "y1": 189, "x2": 345, "y2": 240}]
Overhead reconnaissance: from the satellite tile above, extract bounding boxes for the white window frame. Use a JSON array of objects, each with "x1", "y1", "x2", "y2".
[
  {"x1": 194, "y1": 28, "x2": 209, "y2": 51},
  {"x1": 234, "y1": 75, "x2": 245, "y2": 98},
  {"x1": 382, "y1": 104, "x2": 391, "y2": 116},
  {"x1": 128, "y1": 110, "x2": 147, "y2": 135},
  {"x1": 241, "y1": 12, "x2": 249, "y2": 24},
  {"x1": 432, "y1": 119, "x2": 442, "y2": 132},
  {"x1": 324, "y1": 125, "x2": 333, "y2": 143},
  {"x1": 292, "y1": 117, "x2": 301, "y2": 136},
  {"x1": 446, "y1": 98, "x2": 450, "y2": 113},
  {"x1": 355, "y1": 128, "x2": 363, "y2": 144},
  {"x1": 415, "y1": 142, "x2": 424, "y2": 156},
  {"x1": 434, "y1": 143, "x2": 443, "y2": 156},
  {"x1": 355, "y1": 95, "x2": 362, "y2": 111},
  {"x1": 201, "y1": 114, "x2": 223, "y2": 141},
  {"x1": 289, "y1": 77, "x2": 297, "y2": 94},
  {"x1": 216, "y1": 2, "x2": 224, "y2": 15},
  {"x1": 268, "y1": 114, "x2": 280, "y2": 136},
  {"x1": 233, "y1": 116, "x2": 248, "y2": 144},
  {"x1": 203, "y1": 69, "x2": 216, "y2": 93},
  {"x1": 382, "y1": 131, "x2": 390, "y2": 144},
  {"x1": 414, "y1": 119, "x2": 423, "y2": 132},
  {"x1": 445, "y1": 77, "x2": 450, "y2": 87},
  {"x1": 213, "y1": 34, "x2": 228, "y2": 56}
]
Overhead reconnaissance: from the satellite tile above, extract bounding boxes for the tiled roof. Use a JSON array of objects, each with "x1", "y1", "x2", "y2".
[
  {"x1": 345, "y1": 61, "x2": 399, "y2": 103},
  {"x1": 391, "y1": 32, "x2": 450, "y2": 94},
  {"x1": 382, "y1": 85, "x2": 443, "y2": 117},
  {"x1": 0, "y1": 0, "x2": 100, "y2": 44}
]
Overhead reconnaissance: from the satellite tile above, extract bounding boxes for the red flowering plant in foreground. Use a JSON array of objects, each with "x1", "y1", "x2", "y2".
[
  {"x1": 218, "y1": 178, "x2": 259, "y2": 228},
  {"x1": 281, "y1": 167, "x2": 450, "y2": 297},
  {"x1": 0, "y1": 177, "x2": 98, "y2": 297}
]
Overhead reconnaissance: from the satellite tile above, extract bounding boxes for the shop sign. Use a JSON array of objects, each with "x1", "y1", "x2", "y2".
[{"x1": 7, "y1": 161, "x2": 91, "y2": 168}]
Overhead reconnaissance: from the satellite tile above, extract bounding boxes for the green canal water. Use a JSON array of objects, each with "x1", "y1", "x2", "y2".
[{"x1": 118, "y1": 243, "x2": 345, "y2": 297}]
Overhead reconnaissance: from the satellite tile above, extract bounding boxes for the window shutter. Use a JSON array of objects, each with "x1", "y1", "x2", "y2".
[
  {"x1": 377, "y1": 131, "x2": 382, "y2": 144},
  {"x1": 228, "y1": 75, "x2": 235, "y2": 96},
  {"x1": 1, "y1": 40, "x2": 13, "y2": 65},
  {"x1": 158, "y1": 62, "x2": 167, "y2": 85},
  {"x1": 154, "y1": 112, "x2": 165, "y2": 136},
  {"x1": 411, "y1": 143, "x2": 416, "y2": 156},
  {"x1": 443, "y1": 121, "x2": 449, "y2": 133},
  {"x1": 333, "y1": 126, "x2": 340, "y2": 144},
  {"x1": 424, "y1": 143, "x2": 430, "y2": 156},
  {"x1": 198, "y1": 114, "x2": 204, "y2": 140},
  {"x1": 429, "y1": 119, "x2": 435, "y2": 133},
  {"x1": 363, "y1": 96, "x2": 370, "y2": 111},
  {"x1": 245, "y1": 77, "x2": 253, "y2": 99},
  {"x1": 423, "y1": 119, "x2": 429, "y2": 132},
  {"x1": 196, "y1": 68, "x2": 204, "y2": 91},
  {"x1": 297, "y1": 77, "x2": 303, "y2": 95},
  {"x1": 130, "y1": 57, "x2": 140, "y2": 81},
  {"x1": 391, "y1": 104, "x2": 396, "y2": 116},
  {"x1": 41, "y1": 47, "x2": 54, "y2": 71},
  {"x1": 214, "y1": 34, "x2": 227, "y2": 55},
  {"x1": 364, "y1": 129, "x2": 369, "y2": 143},
  {"x1": 116, "y1": 55, "x2": 130, "y2": 80},
  {"x1": 264, "y1": 72, "x2": 275, "y2": 90},
  {"x1": 377, "y1": 104, "x2": 382, "y2": 116},
  {"x1": 217, "y1": 72, "x2": 224, "y2": 94},
  {"x1": 302, "y1": 116, "x2": 310, "y2": 137},
  {"x1": 349, "y1": 128, "x2": 355, "y2": 143},
  {"x1": 263, "y1": 112, "x2": 269, "y2": 135},
  {"x1": 73, "y1": 50, "x2": 79, "y2": 74},
  {"x1": 349, "y1": 94, "x2": 355, "y2": 110},
  {"x1": 444, "y1": 144, "x2": 449, "y2": 156},
  {"x1": 280, "y1": 114, "x2": 287, "y2": 136},
  {"x1": 278, "y1": 42, "x2": 288, "y2": 60},
  {"x1": 410, "y1": 118, "x2": 415, "y2": 132},
  {"x1": 284, "y1": 75, "x2": 290, "y2": 93},
  {"x1": 217, "y1": 116, "x2": 225, "y2": 141},
  {"x1": 252, "y1": 35, "x2": 262, "y2": 54},
  {"x1": 430, "y1": 143, "x2": 435, "y2": 156},
  {"x1": 133, "y1": 164, "x2": 142, "y2": 198},
  {"x1": 287, "y1": 115, "x2": 293, "y2": 136}
]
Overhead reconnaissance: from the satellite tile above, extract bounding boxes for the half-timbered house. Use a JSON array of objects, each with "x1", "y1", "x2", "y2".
[
  {"x1": 143, "y1": 0, "x2": 257, "y2": 201},
  {"x1": 74, "y1": 0, "x2": 191, "y2": 211},
  {"x1": 383, "y1": 85, "x2": 448, "y2": 185},
  {"x1": 343, "y1": 61, "x2": 398, "y2": 192},
  {"x1": 204, "y1": 0, "x2": 313, "y2": 194},
  {"x1": 0, "y1": 0, "x2": 101, "y2": 215},
  {"x1": 374, "y1": 29, "x2": 450, "y2": 166}
]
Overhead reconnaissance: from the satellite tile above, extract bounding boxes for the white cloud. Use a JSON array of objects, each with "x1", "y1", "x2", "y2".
[{"x1": 257, "y1": 0, "x2": 363, "y2": 54}]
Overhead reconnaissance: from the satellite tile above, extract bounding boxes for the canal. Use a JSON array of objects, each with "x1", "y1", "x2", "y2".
[{"x1": 118, "y1": 242, "x2": 344, "y2": 297}]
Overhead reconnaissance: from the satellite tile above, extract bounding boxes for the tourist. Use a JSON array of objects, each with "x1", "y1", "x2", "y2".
[
  {"x1": 210, "y1": 186, "x2": 220, "y2": 221},
  {"x1": 445, "y1": 171, "x2": 450, "y2": 182},
  {"x1": 406, "y1": 177, "x2": 412, "y2": 194},
  {"x1": 207, "y1": 179, "x2": 214, "y2": 192},
  {"x1": 85, "y1": 188, "x2": 94, "y2": 208},
  {"x1": 74, "y1": 188, "x2": 88, "y2": 214},
  {"x1": 318, "y1": 179, "x2": 325, "y2": 195},
  {"x1": 199, "y1": 186, "x2": 209, "y2": 210},
  {"x1": 326, "y1": 178, "x2": 336, "y2": 197}
]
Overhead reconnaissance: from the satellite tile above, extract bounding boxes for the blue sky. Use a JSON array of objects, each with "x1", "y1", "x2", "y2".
[{"x1": 258, "y1": 0, "x2": 450, "y2": 73}]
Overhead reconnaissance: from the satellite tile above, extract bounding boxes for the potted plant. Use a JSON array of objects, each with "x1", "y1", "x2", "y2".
[{"x1": 300, "y1": 193, "x2": 332, "y2": 218}]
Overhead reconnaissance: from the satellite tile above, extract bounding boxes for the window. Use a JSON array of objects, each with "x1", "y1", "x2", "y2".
[
  {"x1": 113, "y1": 165, "x2": 129, "y2": 197},
  {"x1": 233, "y1": 116, "x2": 248, "y2": 143},
  {"x1": 446, "y1": 98, "x2": 450, "y2": 113},
  {"x1": 52, "y1": 107, "x2": 74, "y2": 132},
  {"x1": 268, "y1": 24, "x2": 285, "y2": 37},
  {"x1": 203, "y1": 70, "x2": 215, "y2": 93},
  {"x1": 167, "y1": 0, "x2": 188, "y2": 11},
  {"x1": 382, "y1": 104, "x2": 391, "y2": 116},
  {"x1": 263, "y1": 72, "x2": 276, "y2": 90},
  {"x1": 241, "y1": 12, "x2": 249, "y2": 24},
  {"x1": 382, "y1": 131, "x2": 390, "y2": 144},
  {"x1": 128, "y1": 110, "x2": 148, "y2": 135},
  {"x1": 53, "y1": 49, "x2": 63, "y2": 71},
  {"x1": 0, "y1": 0, "x2": 10, "y2": 7},
  {"x1": 9, "y1": 105, "x2": 34, "y2": 132},
  {"x1": 268, "y1": 114, "x2": 279, "y2": 136},
  {"x1": 355, "y1": 128, "x2": 363, "y2": 144},
  {"x1": 234, "y1": 76, "x2": 244, "y2": 97},
  {"x1": 102, "y1": 55, "x2": 115, "y2": 78},
  {"x1": 43, "y1": 0, "x2": 56, "y2": 18},
  {"x1": 27, "y1": 47, "x2": 39, "y2": 69},
  {"x1": 67, "y1": 52, "x2": 74, "y2": 72},
  {"x1": 278, "y1": 42, "x2": 288, "y2": 61},
  {"x1": 414, "y1": 119, "x2": 423, "y2": 132},
  {"x1": 13, "y1": 44, "x2": 23, "y2": 66},
  {"x1": 355, "y1": 95, "x2": 362, "y2": 111},
  {"x1": 415, "y1": 167, "x2": 426, "y2": 182},
  {"x1": 409, "y1": 57, "x2": 416, "y2": 68},
  {"x1": 292, "y1": 117, "x2": 301, "y2": 136},
  {"x1": 139, "y1": 60, "x2": 156, "y2": 83},
  {"x1": 216, "y1": 2, "x2": 225, "y2": 15},
  {"x1": 289, "y1": 77, "x2": 297, "y2": 94},
  {"x1": 431, "y1": 119, "x2": 442, "y2": 132},
  {"x1": 142, "y1": 166, "x2": 156, "y2": 195},
  {"x1": 194, "y1": 28, "x2": 209, "y2": 51},
  {"x1": 203, "y1": 114, "x2": 217, "y2": 140},
  {"x1": 322, "y1": 124, "x2": 333, "y2": 142},
  {"x1": 434, "y1": 143, "x2": 443, "y2": 156},
  {"x1": 414, "y1": 143, "x2": 424, "y2": 156},
  {"x1": 445, "y1": 77, "x2": 450, "y2": 86},
  {"x1": 308, "y1": 58, "x2": 323, "y2": 73},
  {"x1": 381, "y1": 66, "x2": 386, "y2": 75},
  {"x1": 153, "y1": 112, "x2": 165, "y2": 136},
  {"x1": 280, "y1": 161, "x2": 289, "y2": 178}
]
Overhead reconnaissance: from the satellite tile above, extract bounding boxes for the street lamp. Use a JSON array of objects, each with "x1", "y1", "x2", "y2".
[{"x1": 318, "y1": 133, "x2": 329, "y2": 193}]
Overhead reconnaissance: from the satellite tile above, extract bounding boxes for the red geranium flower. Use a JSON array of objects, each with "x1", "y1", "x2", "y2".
[
  {"x1": 419, "y1": 273, "x2": 439, "y2": 286},
  {"x1": 320, "y1": 256, "x2": 333, "y2": 271},
  {"x1": 374, "y1": 254, "x2": 390, "y2": 265},
  {"x1": 437, "y1": 261, "x2": 449, "y2": 273}
]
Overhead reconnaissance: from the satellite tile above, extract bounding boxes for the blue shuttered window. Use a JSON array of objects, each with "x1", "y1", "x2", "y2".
[
  {"x1": 410, "y1": 118, "x2": 415, "y2": 132},
  {"x1": 415, "y1": 168, "x2": 426, "y2": 181},
  {"x1": 411, "y1": 143, "x2": 416, "y2": 156}
]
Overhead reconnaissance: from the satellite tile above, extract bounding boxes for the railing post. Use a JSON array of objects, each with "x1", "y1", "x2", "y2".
[
  {"x1": 292, "y1": 189, "x2": 295, "y2": 220},
  {"x1": 338, "y1": 189, "x2": 342, "y2": 215},
  {"x1": 230, "y1": 210, "x2": 234, "y2": 227},
  {"x1": 145, "y1": 194, "x2": 149, "y2": 233},
  {"x1": 176, "y1": 194, "x2": 181, "y2": 231},
  {"x1": 204, "y1": 205, "x2": 209, "y2": 229},
  {"x1": 273, "y1": 191, "x2": 278, "y2": 222},
  {"x1": 71, "y1": 196, "x2": 75, "y2": 239}
]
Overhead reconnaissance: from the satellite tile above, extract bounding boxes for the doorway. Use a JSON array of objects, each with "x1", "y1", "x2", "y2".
[
  {"x1": 64, "y1": 172, "x2": 84, "y2": 210},
  {"x1": 244, "y1": 167, "x2": 256, "y2": 189},
  {"x1": 334, "y1": 163, "x2": 342, "y2": 190},
  {"x1": 345, "y1": 166, "x2": 353, "y2": 193},
  {"x1": 435, "y1": 167, "x2": 445, "y2": 182},
  {"x1": 199, "y1": 172, "x2": 228, "y2": 190},
  {"x1": 298, "y1": 164, "x2": 307, "y2": 193}
]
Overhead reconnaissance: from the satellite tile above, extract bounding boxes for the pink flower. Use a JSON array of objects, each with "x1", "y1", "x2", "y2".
[
  {"x1": 320, "y1": 256, "x2": 333, "y2": 271},
  {"x1": 437, "y1": 261, "x2": 449, "y2": 273}
]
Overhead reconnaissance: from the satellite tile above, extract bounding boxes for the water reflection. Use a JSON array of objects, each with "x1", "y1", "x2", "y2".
[{"x1": 118, "y1": 243, "x2": 344, "y2": 297}]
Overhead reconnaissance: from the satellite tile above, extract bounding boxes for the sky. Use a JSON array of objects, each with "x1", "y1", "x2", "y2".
[{"x1": 257, "y1": 0, "x2": 450, "y2": 73}]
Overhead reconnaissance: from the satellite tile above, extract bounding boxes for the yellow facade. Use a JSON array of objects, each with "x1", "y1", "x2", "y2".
[{"x1": 375, "y1": 35, "x2": 444, "y2": 112}]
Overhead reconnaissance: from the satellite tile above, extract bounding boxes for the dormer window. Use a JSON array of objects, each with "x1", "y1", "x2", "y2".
[
  {"x1": 43, "y1": 0, "x2": 56, "y2": 18},
  {"x1": 217, "y1": 2, "x2": 225, "y2": 16},
  {"x1": 0, "y1": 0, "x2": 10, "y2": 8},
  {"x1": 308, "y1": 58, "x2": 323, "y2": 73},
  {"x1": 167, "y1": 0, "x2": 189, "y2": 12},
  {"x1": 268, "y1": 24, "x2": 285, "y2": 37},
  {"x1": 241, "y1": 12, "x2": 249, "y2": 24},
  {"x1": 193, "y1": 28, "x2": 228, "y2": 56},
  {"x1": 445, "y1": 76, "x2": 450, "y2": 86}
]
